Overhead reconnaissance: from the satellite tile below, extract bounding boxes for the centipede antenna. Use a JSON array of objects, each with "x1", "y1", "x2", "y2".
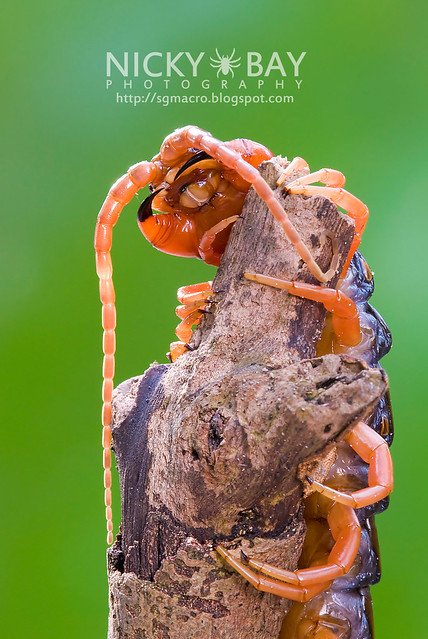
[{"x1": 95, "y1": 159, "x2": 159, "y2": 544}]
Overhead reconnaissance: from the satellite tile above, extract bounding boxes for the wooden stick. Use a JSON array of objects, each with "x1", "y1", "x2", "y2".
[{"x1": 107, "y1": 157, "x2": 387, "y2": 638}]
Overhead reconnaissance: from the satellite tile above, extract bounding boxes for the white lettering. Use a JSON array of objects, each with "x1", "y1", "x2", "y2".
[
  {"x1": 265, "y1": 52, "x2": 286, "y2": 76},
  {"x1": 166, "y1": 52, "x2": 184, "y2": 77},
  {"x1": 287, "y1": 51, "x2": 306, "y2": 76},
  {"x1": 143, "y1": 52, "x2": 162, "y2": 77},
  {"x1": 186, "y1": 52, "x2": 205, "y2": 76},
  {"x1": 107, "y1": 52, "x2": 128, "y2": 77},
  {"x1": 247, "y1": 52, "x2": 263, "y2": 76}
]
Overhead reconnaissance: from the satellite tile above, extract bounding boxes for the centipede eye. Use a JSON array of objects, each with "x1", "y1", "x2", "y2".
[
  {"x1": 174, "y1": 151, "x2": 212, "y2": 181},
  {"x1": 137, "y1": 188, "x2": 164, "y2": 222}
]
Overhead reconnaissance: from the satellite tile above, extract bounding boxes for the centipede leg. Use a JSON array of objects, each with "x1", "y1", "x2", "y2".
[
  {"x1": 216, "y1": 544, "x2": 331, "y2": 603},
  {"x1": 199, "y1": 215, "x2": 240, "y2": 264},
  {"x1": 216, "y1": 502, "x2": 361, "y2": 602},
  {"x1": 308, "y1": 421, "x2": 393, "y2": 509},
  {"x1": 276, "y1": 156, "x2": 309, "y2": 186},
  {"x1": 95, "y1": 160, "x2": 160, "y2": 544},
  {"x1": 285, "y1": 168, "x2": 346, "y2": 190},
  {"x1": 279, "y1": 600, "x2": 347, "y2": 639},
  {"x1": 168, "y1": 281, "x2": 214, "y2": 362},
  {"x1": 244, "y1": 273, "x2": 361, "y2": 347}
]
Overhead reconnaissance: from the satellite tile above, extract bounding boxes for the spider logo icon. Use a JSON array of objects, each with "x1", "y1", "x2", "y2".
[{"x1": 210, "y1": 48, "x2": 241, "y2": 78}]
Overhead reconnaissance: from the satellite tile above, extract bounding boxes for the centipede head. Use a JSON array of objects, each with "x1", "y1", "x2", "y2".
[{"x1": 138, "y1": 138, "x2": 273, "y2": 221}]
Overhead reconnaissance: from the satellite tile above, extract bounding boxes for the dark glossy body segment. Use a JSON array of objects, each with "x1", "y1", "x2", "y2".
[{"x1": 280, "y1": 251, "x2": 392, "y2": 639}]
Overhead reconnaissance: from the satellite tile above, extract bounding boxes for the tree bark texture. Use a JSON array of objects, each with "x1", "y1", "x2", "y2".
[{"x1": 107, "y1": 158, "x2": 388, "y2": 639}]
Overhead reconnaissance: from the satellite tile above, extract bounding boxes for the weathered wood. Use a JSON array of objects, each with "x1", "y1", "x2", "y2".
[{"x1": 107, "y1": 158, "x2": 387, "y2": 639}]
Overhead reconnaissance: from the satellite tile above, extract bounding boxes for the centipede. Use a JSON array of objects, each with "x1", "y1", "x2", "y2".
[{"x1": 95, "y1": 125, "x2": 393, "y2": 639}]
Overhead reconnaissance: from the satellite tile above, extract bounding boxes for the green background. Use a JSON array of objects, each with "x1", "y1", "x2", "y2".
[{"x1": 2, "y1": 1, "x2": 427, "y2": 637}]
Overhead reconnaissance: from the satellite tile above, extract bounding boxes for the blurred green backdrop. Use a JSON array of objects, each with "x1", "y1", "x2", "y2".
[{"x1": 2, "y1": 1, "x2": 427, "y2": 637}]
